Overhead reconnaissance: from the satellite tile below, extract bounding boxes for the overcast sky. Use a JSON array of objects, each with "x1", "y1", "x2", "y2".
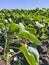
[{"x1": 0, "y1": 0, "x2": 49, "y2": 10}]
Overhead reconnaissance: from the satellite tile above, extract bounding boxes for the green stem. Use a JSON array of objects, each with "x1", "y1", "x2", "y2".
[{"x1": 4, "y1": 33, "x2": 9, "y2": 65}]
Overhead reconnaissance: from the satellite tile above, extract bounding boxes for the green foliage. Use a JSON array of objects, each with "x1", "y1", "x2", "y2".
[
  {"x1": 42, "y1": 27, "x2": 47, "y2": 33},
  {"x1": 20, "y1": 43, "x2": 40, "y2": 65},
  {"x1": 0, "y1": 22, "x2": 42, "y2": 65},
  {"x1": 25, "y1": 26, "x2": 37, "y2": 34},
  {"x1": 1, "y1": 8, "x2": 49, "y2": 65},
  {"x1": 40, "y1": 33, "x2": 48, "y2": 39},
  {"x1": 18, "y1": 29, "x2": 42, "y2": 45},
  {"x1": 8, "y1": 22, "x2": 19, "y2": 33},
  {"x1": 20, "y1": 44, "x2": 37, "y2": 65}
]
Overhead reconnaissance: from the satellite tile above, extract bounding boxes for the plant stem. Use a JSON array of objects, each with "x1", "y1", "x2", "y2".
[{"x1": 4, "y1": 33, "x2": 9, "y2": 65}]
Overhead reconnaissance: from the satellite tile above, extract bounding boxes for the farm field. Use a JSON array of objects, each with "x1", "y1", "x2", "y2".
[{"x1": 0, "y1": 8, "x2": 49, "y2": 65}]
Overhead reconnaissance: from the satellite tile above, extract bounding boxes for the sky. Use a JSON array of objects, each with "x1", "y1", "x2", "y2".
[{"x1": 0, "y1": 0, "x2": 49, "y2": 10}]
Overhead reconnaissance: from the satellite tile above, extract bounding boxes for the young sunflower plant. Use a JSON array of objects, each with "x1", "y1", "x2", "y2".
[{"x1": 0, "y1": 20, "x2": 42, "y2": 65}]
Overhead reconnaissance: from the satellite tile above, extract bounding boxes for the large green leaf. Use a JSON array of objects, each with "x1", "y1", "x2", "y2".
[
  {"x1": 18, "y1": 29, "x2": 42, "y2": 45},
  {"x1": 20, "y1": 44, "x2": 37, "y2": 65},
  {"x1": 27, "y1": 43, "x2": 39, "y2": 65},
  {"x1": 18, "y1": 23, "x2": 42, "y2": 45},
  {"x1": 8, "y1": 22, "x2": 19, "y2": 33}
]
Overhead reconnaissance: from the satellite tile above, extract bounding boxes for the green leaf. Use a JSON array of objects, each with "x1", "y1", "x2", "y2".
[
  {"x1": 0, "y1": 23, "x2": 4, "y2": 29},
  {"x1": 25, "y1": 26, "x2": 37, "y2": 34},
  {"x1": 8, "y1": 22, "x2": 19, "y2": 33},
  {"x1": 20, "y1": 44, "x2": 37, "y2": 65},
  {"x1": 40, "y1": 33, "x2": 48, "y2": 39},
  {"x1": 42, "y1": 27, "x2": 47, "y2": 33},
  {"x1": 18, "y1": 29, "x2": 42, "y2": 45},
  {"x1": 43, "y1": 18, "x2": 49, "y2": 24},
  {"x1": 27, "y1": 44, "x2": 39, "y2": 64}
]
